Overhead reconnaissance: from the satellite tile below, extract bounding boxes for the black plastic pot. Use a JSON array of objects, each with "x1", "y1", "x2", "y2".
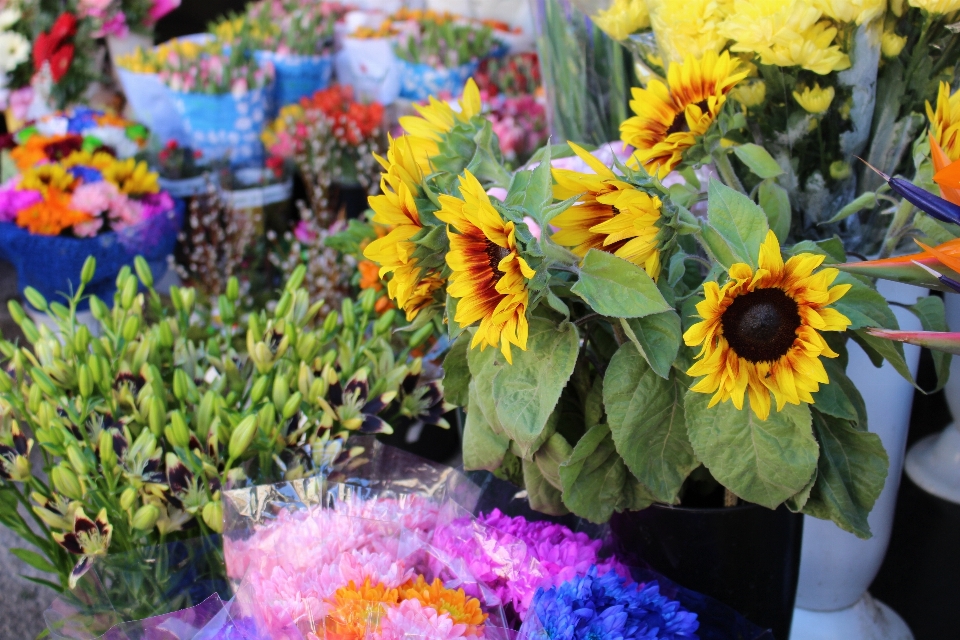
[{"x1": 610, "y1": 503, "x2": 803, "y2": 640}]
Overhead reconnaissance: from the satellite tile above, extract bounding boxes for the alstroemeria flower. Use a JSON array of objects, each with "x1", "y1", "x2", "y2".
[
  {"x1": 53, "y1": 507, "x2": 113, "y2": 588},
  {"x1": 0, "y1": 422, "x2": 32, "y2": 481}
]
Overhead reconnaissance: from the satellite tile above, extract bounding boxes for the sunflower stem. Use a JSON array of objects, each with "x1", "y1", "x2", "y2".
[
  {"x1": 878, "y1": 198, "x2": 914, "y2": 259},
  {"x1": 713, "y1": 152, "x2": 747, "y2": 195}
]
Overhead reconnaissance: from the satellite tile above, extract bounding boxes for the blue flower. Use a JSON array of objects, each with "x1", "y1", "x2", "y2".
[
  {"x1": 67, "y1": 107, "x2": 101, "y2": 133},
  {"x1": 69, "y1": 166, "x2": 103, "y2": 184},
  {"x1": 530, "y1": 567, "x2": 699, "y2": 640}
]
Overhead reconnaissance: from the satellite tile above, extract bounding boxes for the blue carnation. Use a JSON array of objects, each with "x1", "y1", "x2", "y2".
[{"x1": 530, "y1": 567, "x2": 699, "y2": 640}]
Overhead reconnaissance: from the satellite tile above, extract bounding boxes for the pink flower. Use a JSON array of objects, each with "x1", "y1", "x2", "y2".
[
  {"x1": 9, "y1": 87, "x2": 33, "y2": 122},
  {"x1": 380, "y1": 599, "x2": 468, "y2": 640},
  {"x1": 139, "y1": 191, "x2": 174, "y2": 219},
  {"x1": 73, "y1": 217, "x2": 104, "y2": 237},
  {"x1": 71, "y1": 181, "x2": 117, "y2": 216},
  {"x1": 108, "y1": 193, "x2": 143, "y2": 231},
  {"x1": 293, "y1": 220, "x2": 317, "y2": 244},
  {"x1": 148, "y1": 0, "x2": 180, "y2": 22},
  {"x1": 98, "y1": 11, "x2": 128, "y2": 38},
  {"x1": 0, "y1": 182, "x2": 42, "y2": 222}
]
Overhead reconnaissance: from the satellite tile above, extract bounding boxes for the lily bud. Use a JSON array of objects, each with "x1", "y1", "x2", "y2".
[
  {"x1": 250, "y1": 375, "x2": 269, "y2": 404},
  {"x1": 67, "y1": 444, "x2": 90, "y2": 475},
  {"x1": 173, "y1": 369, "x2": 189, "y2": 401},
  {"x1": 218, "y1": 296, "x2": 235, "y2": 324},
  {"x1": 134, "y1": 256, "x2": 154, "y2": 288},
  {"x1": 229, "y1": 415, "x2": 258, "y2": 460},
  {"x1": 122, "y1": 315, "x2": 140, "y2": 342},
  {"x1": 158, "y1": 320, "x2": 174, "y2": 348},
  {"x1": 298, "y1": 362, "x2": 314, "y2": 397},
  {"x1": 197, "y1": 391, "x2": 216, "y2": 438},
  {"x1": 89, "y1": 295, "x2": 110, "y2": 322},
  {"x1": 7, "y1": 299, "x2": 25, "y2": 324},
  {"x1": 296, "y1": 333, "x2": 318, "y2": 361},
  {"x1": 98, "y1": 430, "x2": 117, "y2": 469},
  {"x1": 341, "y1": 298, "x2": 355, "y2": 327},
  {"x1": 80, "y1": 256, "x2": 97, "y2": 285},
  {"x1": 78, "y1": 364, "x2": 93, "y2": 398},
  {"x1": 409, "y1": 323, "x2": 435, "y2": 350},
  {"x1": 24, "y1": 287, "x2": 48, "y2": 312},
  {"x1": 120, "y1": 274, "x2": 139, "y2": 310},
  {"x1": 258, "y1": 402, "x2": 276, "y2": 435},
  {"x1": 120, "y1": 486, "x2": 138, "y2": 510},
  {"x1": 323, "y1": 311, "x2": 339, "y2": 335},
  {"x1": 28, "y1": 384, "x2": 43, "y2": 413},
  {"x1": 226, "y1": 277, "x2": 240, "y2": 302},
  {"x1": 0, "y1": 368, "x2": 12, "y2": 393},
  {"x1": 202, "y1": 501, "x2": 224, "y2": 533},
  {"x1": 374, "y1": 309, "x2": 396, "y2": 336},
  {"x1": 283, "y1": 392, "x2": 302, "y2": 420},
  {"x1": 73, "y1": 324, "x2": 91, "y2": 354},
  {"x1": 181, "y1": 288, "x2": 196, "y2": 315},
  {"x1": 248, "y1": 312, "x2": 262, "y2": 341},
  {"x1": 274, "y1": 291, "x2": 293, "y2": 319},
  {"x1": 166, "y1": 410, "x2": 191, "y2": 449},
  {"x1": 360, "y1": 288, "x2": 376, "y2": 315},
  {"x1": 131, "y1": 504, "x2": 160, "y2": 531},
  {"x1": 272, "y1": 374, "x2": 289, "y2": 410},
  {"x1": 21, "y1": 319, "x2": 39, "y2": 343},
  {"x1": 286, "y1": 264, "x2": 306, "y2": 292},
  {"x1": 51, "y1": 464, "x2": 84, "y2": 500}
]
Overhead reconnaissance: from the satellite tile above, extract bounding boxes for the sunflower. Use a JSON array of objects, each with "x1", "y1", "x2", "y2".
[
  {"x1": 927, "y1": 81, "x2": 960, "y2": 162},
  {"x1": 683, "y1": 231, "x2": 851, "y2": 420},
  {"x1": 397, "y1": 78, "x2": 482, "y2": 144},
  {"x1": 101, "y1": 158, "x2": 159, "y2": 195},
  {"x1": 437, "y1": 170, "x2": 535, "y2": 364},
  {"x1": 61, "y1": 150, "x2": 118, "y2": 172},
  {"x1": 552, "y1": 142, "x2": 664, "y2": 279},
  {"x1": 19, "y1": 164, "x2": 77, "y2": 192},
  {"x1": 621, "y1": 51, "x2": 747, "y2": 179},
  {"x1": 401, "y1": 576, "x2": 487, "y2": 633}
]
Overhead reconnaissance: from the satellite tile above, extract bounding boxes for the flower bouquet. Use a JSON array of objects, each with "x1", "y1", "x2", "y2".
[
  {"x1": 148, "y1": 139, "x2": 219, "y2": 198},
  {"x1": 359, "y1": 73, "x2": 933, "y2": 559},
  {"x1": 119, "y1": 38, "x2": 275, "y2": 163},
  {"x1": 213, "y1": 1, "x2": 350, "y2": 114},
  {"x1": 392, "y1": 10, "x2": 501, "y2": 102},
  {"x1": 0, "y1": 119, "x2": 178, "y2": 305},
  {"x1": 79, "y1": 0, "x2": 180, "y2": 59}
]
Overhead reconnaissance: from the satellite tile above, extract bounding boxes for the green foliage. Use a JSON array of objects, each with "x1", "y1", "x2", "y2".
[
  {"x1": 571, "y1": 250, "x2": 671, "y2": 318},
  {"x1": 698, "y1": 180, "x2": 770, "y2": 268}
]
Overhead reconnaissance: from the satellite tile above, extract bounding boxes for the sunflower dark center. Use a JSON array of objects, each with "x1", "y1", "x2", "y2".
[
  {"x1": 485, "y1": 240, "x2": 511, "y2": 278},
  {"x1": 721, "y1": 287, "x2": 801, "y2": 364},
  {"x1": 665, "y1": 99, "x2": 710, "y2": 136}
]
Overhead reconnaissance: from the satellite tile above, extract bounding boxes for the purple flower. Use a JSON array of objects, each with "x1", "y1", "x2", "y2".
[
  {"x1": 0, "y1": 183, "x2": 43, "y2": 222},
  {"x1": 138, "y1": 191, "x2": 174, "y2": 219}
]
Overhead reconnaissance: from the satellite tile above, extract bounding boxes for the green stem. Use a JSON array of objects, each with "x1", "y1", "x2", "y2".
[
  {"x1": 879, "y1": 198, "x2": 915, "y2": 259},
  {"x1": 714, "y1": 153, "x2": 747, "y2": 195}
]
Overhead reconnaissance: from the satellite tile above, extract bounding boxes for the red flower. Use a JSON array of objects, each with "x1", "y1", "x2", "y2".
[
  {"x1": 48, "y1": 44, "x2": 75, "y2": 83},
  {"x1": 32, "y1": 13, "x2": 78, "y2": 82},
  {"x1": 50, "y1": 13, "x2": 78, "y2": 43}
]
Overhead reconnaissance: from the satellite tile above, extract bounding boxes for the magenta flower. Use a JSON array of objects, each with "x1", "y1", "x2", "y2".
[
  {"x1": 148, "y1": 0, "x2": 181, "y2": 22},
  {"x1": 380, "y1": 599, "x2": 469, "y2": 640},
  {"x1": 0, "y1": 183, "x2": 42, "y2": 222},
  {"x1": 138, "y1": 191, "x2": 174, "y2": 219}
]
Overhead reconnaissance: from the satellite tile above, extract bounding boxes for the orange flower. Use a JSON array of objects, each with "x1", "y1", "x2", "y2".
[
  {"x1": 16, "y1": 188, "x2": 93, "y2": 236},
  {"x1": 401, "y1": 576, "x2": 487, "y2": 634},
  {"x1": 359, "y1": 259, "x2": 383, "y2": 292},
  {"x1": 326, "y1": 579, "x2": 399, "y2": 640}
]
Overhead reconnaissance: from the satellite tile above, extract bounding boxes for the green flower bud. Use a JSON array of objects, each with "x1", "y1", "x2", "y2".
[
  {"x1": 180, "y1": 288, "x2": 196, "y2": 315},
  {"x1": 409, "y1": 323, "x2": 435, "y2": 350},
  {"x1": 134, "y1": 256, "x2": 154, "y2": 288},
  {"x1": 7, "y1": 299, "x2": 25, "y2": 325},
  {"x1": 149, "y1": 396, "x2": 166, "y2": 437},
  {"x1": 131, "y1": 504, "x2": 160, "y2": 531},
  {"x1": 202, "y1": 500, "x2": 224, "y2": 533},
  {"x1": 122, "y1": 315, "x2": 140, "y2": 341},
  {"x1": 274, "y1": 291, "x2": 293, "y2": 319},
  {"x1": 374, "y1": 309, "x2": 397, "y2": 336},
  {"x1": 282, "y1": 392, "x2": 302, "y2": 420},
  {"x1": 323, "y1": 311, "x2": 339, "y2": 335},
  {"x1": 51, "y1": 464, "x2": 84, "y2": 500},
  {"x1": 250, "y1": 375, "x2": 269, "y2": 404},
  {"x1": 158, "y1": 320, "x2": 174, "y2": 348},
  {"x1": 322, "y1": 349, "x2": 337, "y2": 367},
  {"x1": 341, "y1": 298, "x2": 356, "y2": 327},
  {"x1": 229, "y1": 415, "x2": 258, "y2": 460},
  {"x1": 298, "y1": 362, "x2": 314, "y2": 397},
  {"x1": 66, "y1": 444, "x2": 90, "y2": 475},
  {"x1": 120, "y1": 274, "x2": 138, "y2": 310},
  {"x1": 360, "y1": 288, "x2": 376, "y2": 315},
  {"x1": 28, "y1": 384, "x2": 43, "y2": 413},
  {"x1": 30, "y1": 366, "x2": 58, "y2": 396},
  {"x1": 286, "y1": 265, "x2": 307, "y2": 292},
  {"x1": 0, "y1": 368, "x2": 11, "y2": 393},
  {"x1": 73, "y1": 325, "x2": 91, "y2": 355},
  {"x1": 80, "y1": 256, "x2": 97, "y2": 285},
  {"x1": 120, "y1": 486, "x2": 138, "y2": 510},
  {"x1": 166, "y1": 410, "x2": 191, "y2": 449},
  {"x1": 218, "y1": 295, "x2": 235, "y2": 324},
  {"x1": 226, "y1": 277, "x2": 240, "y2": 302},
  {"x1": 258, "y1": 402, "x2": 277, "y2": 435},
  {"x1": 173, "y1": 369, "x2": 189, "y2": 401},
  {"x1": 296, "y1": 333, "x2": 318, "y2": 362},
  {"x1": 21, "y1": 319, "x2": 39, "y2": 343},
  {"x1": 248, "y1": 313, "x2": 262, "y2": 341},
  {"x1": 98, "y1": 430, "x2": 116, "y2": 469},
  {"x1": 272, "y1": 375, "x2": 289, "y2": 410},
  {"x1": 78, "y1": 364, "x2": 93, "y2": 398},
  {"x1": 89, "y1": 295, "x2": 110, "y2": 322},
  {"x1": 197, "y1": 391, "x2": 216, "y2": 438},
  {"x1": 24, "y1": 287, "x2": 48, "y2": 312}
]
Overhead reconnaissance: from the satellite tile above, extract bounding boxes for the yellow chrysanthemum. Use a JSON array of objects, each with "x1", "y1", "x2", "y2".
[
  {"x1": 927, "y1": 81, "x2": 960, "y2": 162},
  {"x1": 813, "y1": 0, "x2": 885, "y2": 24},
  {"x1": 552, "y1": 142, "x2": 663, "y2": 279},
  {"x1": 647, "y1": 0, "x2": 731, "y2": 64},
  {"x1": 720, "y1": 0, "x2": 851, "y2": 75},
  {"x1": 398, "y1": 78, "x2": 482, "y2": 144},
  {"x1": 908, "y1": 0, "x2": 960, "y2": 14},
  {"x1": 621, "y1": 50, "x2": 747, "y2": 178},
  {"x1": 402, "y1": 576, "x2": 487, "y2": 632},
  {"x1": 793, "y1": 83, "x2": 835, "y2": 113},
  {"x1": 19, "y1": 164, "x2": 76, "y2": 192},
  {"x1": 436, "y1": 170, "x2": 535, "y2": 364},
  {"x1": 326, "y1": 579, "x2": 399, "y2": 639},
  {"x1": 683, "y1": 231, "x2": 852, "y2": 420},
  {"x1": 731, "y1": 79, "x2": 767, "y2": 108},
  {"x1": 101, "y1": 158, "x2": 160, "y2": 195},
  {"x1": 881, "y1": 31, "x2": 907, "y2": 58},
  {"x1": 593, "y1": 0, "x2": 651, "y2": 41}
]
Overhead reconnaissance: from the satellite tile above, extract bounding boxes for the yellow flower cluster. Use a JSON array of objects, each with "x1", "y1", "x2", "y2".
[
  {"x1": 116, "y1": 38, "x2": 207, "y2": 74},
  {"x1": 646, "y1": 0, "x2": 731, "y2": 64},
  {"x1": 719, "y1": 0, "x2": 850, "y2": 75},
  {"x1": 592, "y1": 0, "x2": 651, "y2": 41},
  {"x1": 908, "y1": 0, "x2": 960, "y2": 14}
]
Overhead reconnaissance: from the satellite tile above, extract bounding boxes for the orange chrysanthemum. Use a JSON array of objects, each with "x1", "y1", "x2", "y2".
[
  {"x1": 16, "y1": 188, "x2": 93, "y2": 236},
  {"x1": 325, "y1": 579, "x2": 400, "y2": 640},
  {"x1": 402, "y1": 576, "x2": 487, "y2": 634}
]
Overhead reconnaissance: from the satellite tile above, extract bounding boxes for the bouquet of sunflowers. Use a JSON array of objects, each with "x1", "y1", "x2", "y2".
[{"x1": 358, "y1": 78, "x2": 946, "y2": 540}]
